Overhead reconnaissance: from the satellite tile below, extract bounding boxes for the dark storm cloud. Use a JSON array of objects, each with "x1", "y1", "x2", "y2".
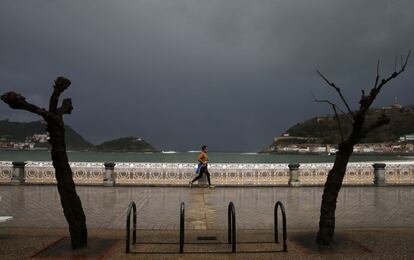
[{"x1": 1, "y1": 0, "x2": 413, "y2": 151}]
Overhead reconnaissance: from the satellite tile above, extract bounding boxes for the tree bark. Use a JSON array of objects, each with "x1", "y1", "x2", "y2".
[
  {"x1": 317, "y1": 141, "x2": 353, "y2": 244},
  {"x1": 1, "y1": 77, "x2": 88, "y2": 249},
  {"x1": 48, "y1": 118, "x2": 87, "y2": 249}
]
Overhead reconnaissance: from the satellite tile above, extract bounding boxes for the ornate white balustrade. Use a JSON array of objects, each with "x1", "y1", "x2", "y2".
[
  {"x1": 299, "y1": 163, "x2": 375, "y2": 185},
  {"x1": 114, "y1": 163, "x2": 290, "y2": 186},
  {"x1": 385, "y1": 163, "x2": 414, "y2": 185},
  {"x1": 0, "y1": 161, "x2": 413, "y2": 186},
  {"x1": 0, "y1": 161, "x2": 13, "y2": 184},
  {"x1": 22, "y1": 161, "x2": 104, "y2": 185}
]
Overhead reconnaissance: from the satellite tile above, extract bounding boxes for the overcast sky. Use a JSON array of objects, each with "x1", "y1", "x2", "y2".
[{"x1": 0, "y1": 0, "x2": 413, "y2": 152}]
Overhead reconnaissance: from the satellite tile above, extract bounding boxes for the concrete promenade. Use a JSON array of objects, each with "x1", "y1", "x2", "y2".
[
  {"x1": 1, "y1": 186, "x2": 414, "y2": 259},
  {"x1": 1, "y1": 186, "x2": 413, "y2": 230}
]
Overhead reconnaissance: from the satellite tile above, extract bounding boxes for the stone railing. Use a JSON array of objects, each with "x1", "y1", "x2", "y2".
[
  {"x1": 299, "y1": 163, "x2": 375, "y2": 186},
  {"x1": 0, "y1": 161, "x2": 13, "y2": 184},
  {"x1": 0, "y1": 161, "x2": 413, "y2": 186},
  {"x1": 385, "y1": 163, "x2": 414, "y2": 184},
  {"x1": 114, "y1": 162, "x2": 290, "y2": 186},
  {"x1": 23, "y1": 161, "x2": 105, "y2": 185}
]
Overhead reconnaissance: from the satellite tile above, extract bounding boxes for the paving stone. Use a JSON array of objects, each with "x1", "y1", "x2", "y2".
[
  {"x1": 0, "y1": 186, "x2": 413, "y2": 231},
  {"x1": 1, "y1": 227, "x2": 414, "y2": 259}
]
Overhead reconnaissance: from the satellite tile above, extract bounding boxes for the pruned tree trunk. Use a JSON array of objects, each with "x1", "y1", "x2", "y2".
[
  {"x1": 317, "y1": 125, "x2": 362, "y2": 244},
  {"x1": 48, "y1": 118, "x2": 87, "y2": 249},
  {"x1": 315, "y1": 51, "x2": 410, "y2": 245},
  {"x1": 1, "y1": 77, "x2": 87, "y2": 249}
]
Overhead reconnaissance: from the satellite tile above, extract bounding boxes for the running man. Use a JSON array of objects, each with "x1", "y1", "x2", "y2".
[{"x1": 189, "y1": 145, "x2": 213, "y2": 188}]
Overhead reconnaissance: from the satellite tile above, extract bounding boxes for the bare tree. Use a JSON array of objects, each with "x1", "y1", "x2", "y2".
[
  {"x1": 1, "y1": 77, "x2": 87, "y2": 249},
  {"x1": 315, "y1": 51, "x2": 411, "y2": 245}
]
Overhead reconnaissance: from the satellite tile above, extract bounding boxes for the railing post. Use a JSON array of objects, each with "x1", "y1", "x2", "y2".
[
  {"x1": 11, "y1": 161, "x2": 26, "y2": 185},
  {"x1": 180, "y1": 202, "x2": 185, "y2": 253},
  {"x1": 288, "y1": 163, "x2": 300, "y2": 187},
  {"x1": 373, "y1": 163, "x2": 386, "y2": 187},
  {"x1": 103, "y1": 162, "x2": 116, "y2": 187}
]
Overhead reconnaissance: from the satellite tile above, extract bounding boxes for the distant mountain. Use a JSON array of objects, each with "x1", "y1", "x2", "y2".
[
  {"x1": 267, "y1": 105, "x2": 414, "y2": 148},
  {"x1": 0, "y1": 120, "x2": 160, "y2": 152},
  {"x1": 0, "y1": 119, "x2": 93, "y2": 150},
  {"x1": 95, "y1": 137, "x2": 159, "y2": 152}
]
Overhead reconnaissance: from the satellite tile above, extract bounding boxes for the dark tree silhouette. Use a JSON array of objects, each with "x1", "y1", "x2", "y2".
[
  {"x1": 1, "y1": 77, "x2": 87, "y2": 249},
  {"x1": 315, "y1": 51, "x2": 410, "y2": 245}
]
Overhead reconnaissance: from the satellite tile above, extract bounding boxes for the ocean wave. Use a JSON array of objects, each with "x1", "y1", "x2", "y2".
[{"x1": 162, "y1": 151, "x2": 178, "y2": 154}]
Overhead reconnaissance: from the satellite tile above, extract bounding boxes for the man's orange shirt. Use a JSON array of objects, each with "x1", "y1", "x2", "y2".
[{"x1": 198, "y1": 152, "x2": 208, "y2": 164}]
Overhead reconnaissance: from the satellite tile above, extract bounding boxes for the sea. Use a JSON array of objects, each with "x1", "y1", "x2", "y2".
[{"x1": 0, "y1": 150, "x2": 412, "y2": 164}]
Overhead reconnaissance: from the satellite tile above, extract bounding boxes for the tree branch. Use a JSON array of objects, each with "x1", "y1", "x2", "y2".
[
  {"x1": 393, "y1": 55, "x2": 398, "y2": 73},
  {"x1": 313, "y1": 95, "x2": 345, "y2": 142},
  {"x1": 57, "y1": 98, "x2": 73, "y2": 115},
  {"x1": 316, "y1": 70, "x2": 354, "y2": 117},
  {"x1": 311, "y1": 91, "x2": 353, "y2": 121},
  {"x1": 376, "y1": 50, "x2": 410, "y2": 93},
  {"x1": 1, "y1": 92, "x2": 48, "y2": 118},
  {"x1": 361, "y1": 113, "x2": 390, "y2": 138},
  {"x1": 373, "y1": 60, "x2": 380, "y2": 88},
  {"x1": 49, "y1": 77, "x2": 71, "y2": 113},
  {"x1": 360, "y1": 50, "x2": 411, "y2": 113}
]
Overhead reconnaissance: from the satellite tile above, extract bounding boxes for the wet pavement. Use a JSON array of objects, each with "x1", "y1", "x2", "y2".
[{"x1": 1, "y1": 185, "x2": 413, "y2": 231}]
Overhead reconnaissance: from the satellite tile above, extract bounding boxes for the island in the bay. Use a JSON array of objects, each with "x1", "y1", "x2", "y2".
[
  {"x1": 0, "y1": 119, "x2": 159, "y2": 153},
  {"x1": 261, "y1": 101, "x2": 414, "y2": 155}
]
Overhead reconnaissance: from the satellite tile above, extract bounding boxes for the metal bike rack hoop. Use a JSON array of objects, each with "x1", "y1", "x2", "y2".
[
  {"x1": 126, "y1": 201, "x2": 137, "y2": 253},
  {"x1": 179, "y1": 202, "x2": 185, "y2": 253},
  {"x1": 274, "y1": 201, "x2": 287, "y2": 252},
  {"x1": 228, "y1": 202, "x2": 236, "y2": 253}
]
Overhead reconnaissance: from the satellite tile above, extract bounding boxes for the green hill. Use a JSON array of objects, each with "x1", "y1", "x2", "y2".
[
  {"x1": 276, "y1": 106, "x2": 414, "y2": 145},
  {"x1": 95, "y1": 137, "x2": 159, "y2": 152},
  {"x1": 0, "y1": 119, "x2": 93, "y2": 150},
  {"x1": 0, "y1": 120, "x2": 160, "y2": 152}
]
